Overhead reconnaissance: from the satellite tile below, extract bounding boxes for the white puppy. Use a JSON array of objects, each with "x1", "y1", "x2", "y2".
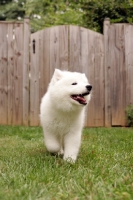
[{"x1": 40, "y1": 69, "x2": 92, "y2": 162}]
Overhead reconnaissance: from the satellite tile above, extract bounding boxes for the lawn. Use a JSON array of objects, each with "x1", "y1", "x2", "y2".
[{"x1": 0, "y1": 126, "x2": 133, "y2": 200}]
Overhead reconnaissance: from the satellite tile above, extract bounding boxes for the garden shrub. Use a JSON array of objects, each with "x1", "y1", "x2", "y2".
[{"x1": 126, "y1": 104, "x2": 133, "y2": 127}]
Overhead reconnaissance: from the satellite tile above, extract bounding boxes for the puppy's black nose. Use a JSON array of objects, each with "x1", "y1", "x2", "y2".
[{"x1": 86, "y1": 85, "x2": 92, "y2": 91}]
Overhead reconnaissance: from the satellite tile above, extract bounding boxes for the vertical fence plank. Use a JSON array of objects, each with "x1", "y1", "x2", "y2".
[
  {"x1": 13, "y1": 23, "x2": 24, "y2": 125},
  {"x1": 59, "y1": 26, "x2": 69, "y2": 70},
  {"x1": 80, "y1": 27, "x2": 88, "y2": 73},
  {"x1": 69, "y1": 26, "x2": 81, "y2": 72},
  {"x1": 7, "y1": 23, "x2": 14, "y2": 125},
  {"x1": 23, "y1": 17, "x2": 30, "y2": 126},
  {"x1": 125, "y1": 25, "x2": 133, "y2": 108},
  {"x1": 0, "y1": 23, "x2": 8, "y2": 124},
  {"x1": 104, "y1": 18, "x2": 111, "y2": 127},
  {"x1": 49, "y1": 26, "x2": 60, "y2": 78},
  {"x1": 30, "y1": 32, "x2": 40, "y2": 126},
  {"x1": 87, "y1": 31, "x2": 103, "y2": 127},
  {"x1": 39, "y1": 28, "x2": 50, "y2": 102},
  {"x1": 110, "y1": 24, "x2": 126, "y2": 126},
  {"x1": 94, "y1": 33, "x2": 104, "y2": 127}
]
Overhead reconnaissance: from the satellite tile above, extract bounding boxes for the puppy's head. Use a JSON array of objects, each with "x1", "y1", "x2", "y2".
[{"x1": 49, "y1": 69, "x2": 92, "y2": 111}]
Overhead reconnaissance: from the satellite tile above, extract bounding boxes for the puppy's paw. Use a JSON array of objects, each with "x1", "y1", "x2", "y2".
[{"x1": 63, "y1": 156, "x2": 76, "y2": 163}]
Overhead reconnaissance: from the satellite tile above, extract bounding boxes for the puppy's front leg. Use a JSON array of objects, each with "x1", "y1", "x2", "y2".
[
  {"x1": 63, "y1": 132, "x2": 81, "y2": 162},
  {"x1": 44, "y1": 132, "x2": 60, "y2": 154}
]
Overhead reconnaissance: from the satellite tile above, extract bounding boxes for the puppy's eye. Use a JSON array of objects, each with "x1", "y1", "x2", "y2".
[{"x1": 72, "y1": 82, "x2": 77, "y2": 85}]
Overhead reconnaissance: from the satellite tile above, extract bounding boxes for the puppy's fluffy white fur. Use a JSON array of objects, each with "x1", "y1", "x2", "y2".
[{"x1": 40, "y1": 69, "x2": 92, "y2": 162}]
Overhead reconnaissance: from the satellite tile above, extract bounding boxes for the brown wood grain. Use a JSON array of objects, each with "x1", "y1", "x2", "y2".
[
  {"x1": 7, "y1": 23, "x2": 14, "y2": 125},
  {"x1": 104, "y1": 18, "x2": 111, "y2": 127},
  {"x1": 109, "y1": 24, "x2": 126, "y2": 126},
  {"x1": 93, "y1": 33, "x2": 104, "y2": 127},
  {"x1": 125, "y1": 25, "x2": 133, "y2": 107},
  {"x1": 30, "y1": 32, "x2": 40, "y2": 126},
  {"x1": 69, "y1": 26, "x2": 81, "y2": 72},
  {"x1": 39, "y1": 28, "x2": 50, "y2": 102},
  {"x1": 0, "y1": 23, "x2": 8, "y2": 124},
  {"x1": 59, "y1": 26, "x2": 69, "y2": 71},
  {"x1": 12, "y1": 23, "x2": 23, "y2": 125},
  {"x1": 49, "y1": 26, "x2": 60, "y2": 78},
  {"x1": 23, "y1": 18, "x2": 30, "y2": 126}
]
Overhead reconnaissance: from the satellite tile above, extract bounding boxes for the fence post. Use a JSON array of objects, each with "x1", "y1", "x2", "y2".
[
  {"x1": 23, "y1": 17, "x2": 30, "y2": 126},
  {"x1": 104, "y1": 18, "x2": 111, "y2": 127}
]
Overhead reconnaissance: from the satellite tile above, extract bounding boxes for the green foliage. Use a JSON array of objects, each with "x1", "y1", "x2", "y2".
[
  {"x1": 0, "y1": 0, "x2": 12, "y2": 5},
  {"x1": 0, "y1": 0, "x2": 26, "y2": 20},
  {"x1": 25, "y1": 0, "x2": 84, "y2": 32},
  {"x1": 82, "y1": 0, "x2": 133, "y2": 33},
  {"x1": 126, "y1": 104, "x2": 133, "y2": 127},
  {"x1": 1, "y1": 0, "x2": 133, "y2": 32}
]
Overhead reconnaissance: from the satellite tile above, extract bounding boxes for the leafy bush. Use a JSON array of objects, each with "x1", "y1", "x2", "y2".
[
  {"x1": 125, "y1": 104, "x2": 133, "y2": 127},
  {"x1": 26, "y1": 0, "x2": 84, "y2": 32},
  {"x1": 82, "y1": 0, "x2": 133, "y2": 33}
]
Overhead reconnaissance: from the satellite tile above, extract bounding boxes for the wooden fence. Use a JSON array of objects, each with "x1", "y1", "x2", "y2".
[
  {"x1": 104, "y1": 19, "x2": 133, "y2": 127},
  {"x1": 0, "y1": 18, "x2": 30, "y2": 126},
  {"x1": 0, "y1": 18, "x2": 133, "y2": 127}
]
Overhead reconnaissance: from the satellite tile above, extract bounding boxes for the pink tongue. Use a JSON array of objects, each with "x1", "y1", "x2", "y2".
[{"x1": 77, "y1": 96, "x2": 86, "y2": 103}]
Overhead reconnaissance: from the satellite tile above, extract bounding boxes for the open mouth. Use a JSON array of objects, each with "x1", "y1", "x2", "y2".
[{"x1": 70, "y1": 92, "x2": 90, "y2": 105}]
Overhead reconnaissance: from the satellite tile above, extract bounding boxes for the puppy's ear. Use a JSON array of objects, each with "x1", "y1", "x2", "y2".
[
  {"x1": 50, "y1": 69, "x2": 63, "y2": 85},
  {"x1": 82, "y1": 73, "x2": 86, "y2": 78},
  {"x1": 82, "y1": 73, "x2": 89, "y2": 83}
]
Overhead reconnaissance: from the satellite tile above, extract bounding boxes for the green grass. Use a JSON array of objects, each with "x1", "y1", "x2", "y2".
[{"x1": 0, "y1": 126, "x2": 133, "y2": 200}]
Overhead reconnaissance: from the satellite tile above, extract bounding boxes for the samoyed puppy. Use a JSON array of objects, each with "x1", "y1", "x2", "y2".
[{"x1": 40, "y1": 69, "x2": 92, "y2": 162}]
